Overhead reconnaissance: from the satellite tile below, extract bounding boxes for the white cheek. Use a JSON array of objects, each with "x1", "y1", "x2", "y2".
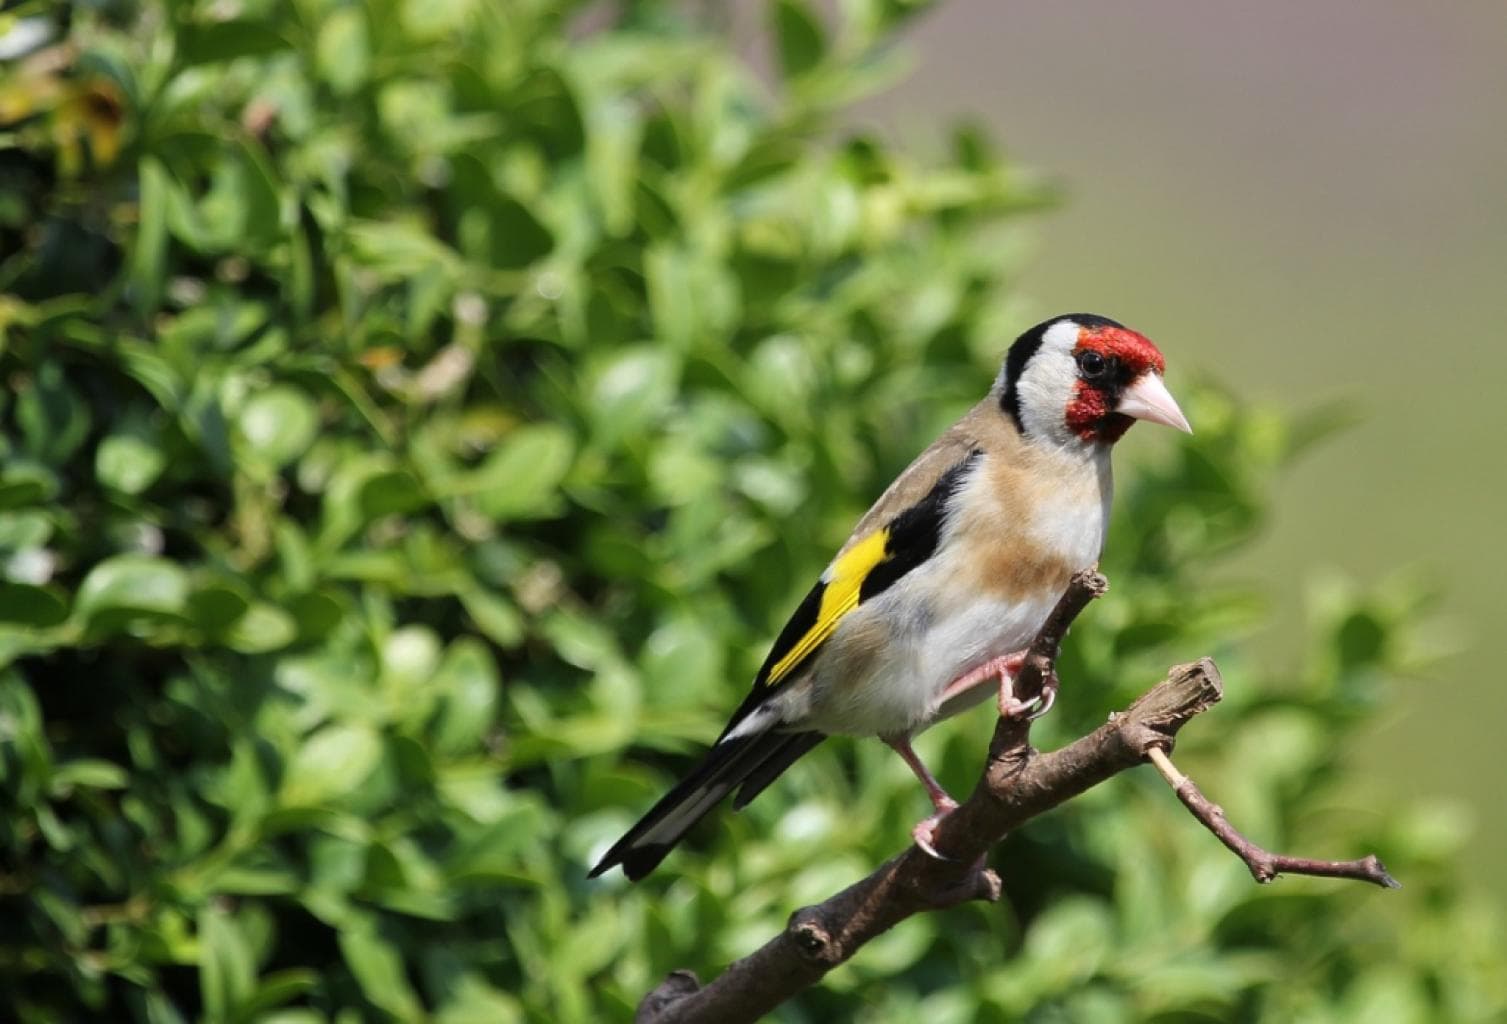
[{"x1": 1016, "y1": 352, "x2": 1079, "y2": 443}]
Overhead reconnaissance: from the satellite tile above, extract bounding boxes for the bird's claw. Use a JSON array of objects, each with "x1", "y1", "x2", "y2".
[
  {"x1": 1026, "y1": 678, "x2": 1058, "y2": 720},
  {"x1": 998, "y1": 695, "x2": 1036, "y2": 719},
  {"x1": 998, "y1": 670, "x2": 1059, "y2": 721},
  {"x1": 911, "y1": 798, "x2": 958, "y2": 861}
]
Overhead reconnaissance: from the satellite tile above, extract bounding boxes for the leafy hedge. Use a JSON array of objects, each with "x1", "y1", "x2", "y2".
[{"x1": 1, "y1": 1, "x2": 1504, "y2": 1021}]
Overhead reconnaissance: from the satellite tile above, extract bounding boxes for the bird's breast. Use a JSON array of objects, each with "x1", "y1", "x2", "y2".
[{"x1": 800, "y1": 445, "x2": 1112, "y2": 737}]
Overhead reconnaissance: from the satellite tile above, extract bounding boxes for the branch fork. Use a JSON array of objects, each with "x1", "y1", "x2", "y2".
[{"x1": 635, "y1": 570, "x2": 1397, "y2": 1024}]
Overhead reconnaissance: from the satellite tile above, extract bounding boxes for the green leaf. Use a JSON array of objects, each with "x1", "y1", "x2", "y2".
[
  {"x1": 434, "y1": 975, "x2": 524, "y2": 1024},
  {"x1": 50, "y1": 758, "x2": 128, "y2": 792},
  {"x1": 198, "y1": 905, "x2": 255, "y2": 1023},
  {"x1": 75, "y1": 556, "x2": 189, "y2": 621},
  {"x1": 429, "y1": 638, "x2": 500, "y2": 754},
  {"x1": 587, "y1": 346, "x2": 680, "y2": 441},
  {"x1": 382, "y1": 624, "x2": 441, "y2": 686},
  {"x1": 225, "y1": 602, "x2": 299, "y2": 654},
  {"x1": 0, "y1": 581, "x2": 68, "y2": 627},
  {"x1": 131, "y1": 157, "x2": 170, "y2": 316},
  {"x1": 400, "y1": 0, "x2": 483, "y2": 39},
  {"x1": 1336, "y1": 609, "x2": 1388, "y2": 671},
  {"x1": 280, "y1": 725, "x2": 383, "y2": 806},
  {"x1": 457, "y1": 587, "x2": 524, "y2": 647},
  {"x1": 240, "y1": 386, "x2": 319, "y2": 468},
  {"x1": 359, "y1": 469, "x2": 429, "y2": 520},
  {"x1": 344, "y1": 219, "x2": 462, "y2": 280},
  {"x1": 0, "y1": 467, "x2": 58, "y2": 509},
  {"x1": 317, "y1": 7, "x2": 371, "y2": 96},
  {"x1": 187, "y1": 581, "x2": 252, "y2": 633},
  {"x1": 772, "y1": 0, "x2": 828, "y2": 78},
  {"x1": 288, "y1": 590, "x2": 346, "y2": 641},
  {"x1": 179, "y1": 21, "x2": 290, "y2": 65},
  {"x1": 96, "y1": 433, "x2": 166, "y2": 494},
  {"x1": 0, "y1": 510, "x2": 52, "y2": 549},
  {"x1": 488, "y1": 197, "x2": 554, "y2": 269},
  {"x1": 16, "y1": 361, "x2": 91, "y2": 465},
  {"x1": 338, "y1": 915, "x2": 425, "y2": 1020},
  {"x1": 467, "y1": 424, "x2": 574, "y2": 521},
  {"x1": 256, "y1": 1013, "x2": 325, "y2": 1024},
  {"x1": 240, "y1": 970, "x2": 320, "y2": 1019},
  {"x1": 443, "y1": 798, "x2": 551, "y2": 881},
  {"x1": 193, "y1": 146, "x2": 283, "y2": 252},
  {"x1": 639, "y1": 615, "x2": 722, "y2": 709},
  {"x1": 319, "y1": 456, "x2": 431, "y2": 549}
]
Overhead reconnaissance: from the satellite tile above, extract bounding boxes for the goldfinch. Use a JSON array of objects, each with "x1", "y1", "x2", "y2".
[{"x1": 590, "y1": 314, "x2": 1191, "y2": 880}]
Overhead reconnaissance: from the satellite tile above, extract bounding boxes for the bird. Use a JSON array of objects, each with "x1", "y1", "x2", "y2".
[{"x1": 589, "y1": 313, "x2": 1191, "y2": 880}]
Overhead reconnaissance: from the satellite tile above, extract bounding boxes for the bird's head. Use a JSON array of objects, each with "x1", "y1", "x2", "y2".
[{"x1": 997, "y1": 313, "x2": 1191, "y2": 448}]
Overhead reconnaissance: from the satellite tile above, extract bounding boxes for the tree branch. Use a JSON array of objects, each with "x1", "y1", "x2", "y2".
[
  {"x1": 634, "y1": 570, "x2": 1396, "y2": 1023},
  {"x1": 1144, "y1": 746, "x2": 1399, "y2": 888}
]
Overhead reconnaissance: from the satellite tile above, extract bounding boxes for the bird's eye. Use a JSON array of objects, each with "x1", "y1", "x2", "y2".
[{"x1": 1077, "y1": 350, "x2": 1108, "y2": 379}]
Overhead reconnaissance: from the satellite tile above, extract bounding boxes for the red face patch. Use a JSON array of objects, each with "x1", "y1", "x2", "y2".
[
  {"x1": 1075, "y1": 325, "x2": 1166, "y2": 376},
  {"x1": 1065, "y1": 326, "x2": 1167, "y2": 443},
  {"x1": 1065, "y1": 381, "x2": 1118, "y2": 441}
]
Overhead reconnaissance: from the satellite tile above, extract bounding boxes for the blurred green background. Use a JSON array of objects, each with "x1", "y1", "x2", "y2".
[{"x1": 1, "y1": 1, "x2": 1503, "y2": 1021}]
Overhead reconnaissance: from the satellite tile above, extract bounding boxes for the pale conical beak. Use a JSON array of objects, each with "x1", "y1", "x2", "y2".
[{"x1": 1117, "y1": 372, "x2": 1192, "y2": 433}]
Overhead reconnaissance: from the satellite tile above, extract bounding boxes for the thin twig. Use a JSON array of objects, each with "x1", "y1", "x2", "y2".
[
  {"x1": 1144, "y1": 746, "x2": 1399, "y2": 889},
  {"x1": 1012, "y1": 568, "x2": 1108, "y2": 705}
]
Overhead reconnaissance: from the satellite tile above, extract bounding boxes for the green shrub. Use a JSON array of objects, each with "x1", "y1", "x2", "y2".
[{"x1": 1, "y1": 1, "x2": 1503, "y2": 1021}]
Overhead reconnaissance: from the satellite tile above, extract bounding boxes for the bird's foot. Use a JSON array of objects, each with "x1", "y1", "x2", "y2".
[
  {"x1": 911, "y1": 796, "x2": 959, "y2": 861},
  {"x1": 998, "y1": 665, "x2": 1059, "y2": 721},
  {"x1": 885, "y1": 735, "x2": 984, "y2": 864}
]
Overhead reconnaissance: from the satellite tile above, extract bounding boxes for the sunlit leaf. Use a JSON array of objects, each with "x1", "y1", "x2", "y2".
[
  {"x1": 280, "y1": 725, "x2": 383, "y2": 806},
  {"x1": 240, "y1": 386, "x2": 319, "y2": 467},
  {"x1": 467, "y1": 424, "x2": 574, "y2": 520},
  {"x1": 96, "y1": 432, "x2": 166, "y2": 494},
  {"x1": 199, "y1": 905, "x2": 255, "y2": 1022},
  {"x1": 316, "y1": 7, "x2": 370, "y2": 96},
  {"x1": 75, "y1": 556, "x2": 189, "y2": 619}
]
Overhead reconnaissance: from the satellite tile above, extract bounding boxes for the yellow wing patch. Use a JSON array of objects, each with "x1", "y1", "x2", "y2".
[{"x1": 764, "y1": 528, "x2": 890, "y2": 687}]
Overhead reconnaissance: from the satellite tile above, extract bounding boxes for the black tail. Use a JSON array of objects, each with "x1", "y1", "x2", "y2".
[
  {"x1": 588, "y1": 730, "x2": 826, "y2": 880},
  {"x1": 733, "y1": 732, "x2": 825, "y2": 809}
]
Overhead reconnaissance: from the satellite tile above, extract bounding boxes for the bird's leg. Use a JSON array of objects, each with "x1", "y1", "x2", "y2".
[
  {"x1": 938, "y1": 652, "x2": 1060, "y2": 721},
  {"x1": 883, "y1": 735, "x2": 958, "y2": 860},
  {"x1": 884, "y1": 735, "x2": 955, "y2": 812},
  {"x1": 936, "y1": 653, "x2": 1018, "y2": 707}
]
